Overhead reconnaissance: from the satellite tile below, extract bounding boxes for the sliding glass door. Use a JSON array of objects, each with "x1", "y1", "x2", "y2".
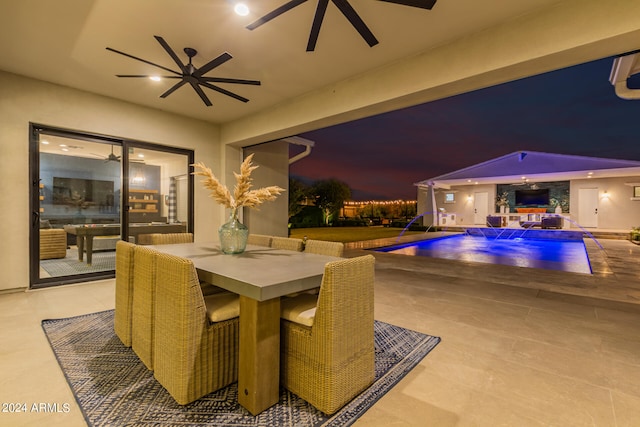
[
  {"x1": 30, "y1": 124, "x2": 193, "y2": 289},
  {"x1": 124, "y1": 143, "x2": 193, "y2": 245}
]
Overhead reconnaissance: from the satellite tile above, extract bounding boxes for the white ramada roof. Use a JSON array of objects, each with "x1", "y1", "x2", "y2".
[{"x1": 415, "y1": 151, "x2": 640, "y2": 188}]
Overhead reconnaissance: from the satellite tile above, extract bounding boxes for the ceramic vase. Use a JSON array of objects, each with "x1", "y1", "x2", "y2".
[{"x1": 218, "y1": 208, "x2": 248, "y2": 254}]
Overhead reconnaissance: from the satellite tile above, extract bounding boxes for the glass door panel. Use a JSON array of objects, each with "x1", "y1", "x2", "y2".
[
  {"x1": 36, "y1": 133, "x2": 121, "y2": 283},
  {"x1": 125, "y1": 145, "x2": 192, "y2": 245}
]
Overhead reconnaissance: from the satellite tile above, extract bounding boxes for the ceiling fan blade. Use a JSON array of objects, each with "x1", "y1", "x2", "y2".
[
  {"x1": 307, "y1": 0, "x2": 329, "y2": 52},
  {"x1": 377, "y1": 0, "x2": 437, "y2": 10},
  {"x1": 154, "y1": 36, "x2": 187, "y2": 72},
  {"x1": 193, "y1": 52, "x2": 233, "y2": 78},
  {"x1": 189, "y1": 82, "x2": 213, "y2": 107},
  {"x1": 200, "y1": 82, "x2": 249, "y2": 103},
  {"x1": 332, "y1": 0, "x2": 379, "y2": 47},
  {"x1": 106, "y1": 47, "x2": 181, "y2": 76},
  {"x1": 115, "y1": 74, "x2": 182, "y2": 79},
  {"x1": 160, "y1": 80, "x2": 187, "y2": 98},
  {"x1": 201, "y1": 77, "x2": 261, "y2": 86},
  {"x1": 247, "y1": 0, "x2": 308, "y2": 30}
]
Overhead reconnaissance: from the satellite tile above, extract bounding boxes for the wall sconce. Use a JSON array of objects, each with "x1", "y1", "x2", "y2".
[
  {"x1": 466, "y1": 195, "x2": 473, "y2": 202},
  {"x1": 601, "y1": 191, "x2": 609, "y2": 200}
]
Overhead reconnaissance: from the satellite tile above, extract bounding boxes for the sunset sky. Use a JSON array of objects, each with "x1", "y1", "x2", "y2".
[{"x1": 289, "y1": 56, "x2": 640, "y2": 201}]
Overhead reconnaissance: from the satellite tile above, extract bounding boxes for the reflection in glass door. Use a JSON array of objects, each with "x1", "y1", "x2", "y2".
[
  {"x1": 125, "y1": 145, "x2": 193, "y2": 245},
  {"x1": 34, "y1": 130, "x2": 122, "y2": 285}
]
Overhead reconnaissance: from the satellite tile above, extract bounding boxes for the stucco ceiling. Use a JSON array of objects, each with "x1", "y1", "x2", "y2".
[{"x1": 0, "y1": 0, "x2": 563, "y2": 125}]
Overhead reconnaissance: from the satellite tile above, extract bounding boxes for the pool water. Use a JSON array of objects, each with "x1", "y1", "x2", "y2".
[{"x1": 376, "y1": 234, "x2": 592, "y2": 274}]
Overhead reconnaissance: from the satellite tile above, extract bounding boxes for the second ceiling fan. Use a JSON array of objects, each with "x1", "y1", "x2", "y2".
[{"x1": 247, "y1": 0, "x2": 438, "y2": 52}]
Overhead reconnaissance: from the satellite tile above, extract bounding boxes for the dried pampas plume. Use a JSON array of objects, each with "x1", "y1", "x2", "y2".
[{"x1": 192, "y1": 154, "x2": 284, "y2": 209}]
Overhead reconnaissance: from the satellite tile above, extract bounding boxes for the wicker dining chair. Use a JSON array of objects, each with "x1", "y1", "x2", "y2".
[
  {"x1": 280, "y1": 254, "x2": 376, "y2": 414},
  {"x1": 154, "y1": 251, "x2": 240, "y2": 405},
  {"x1": 247, "y1": 233, "x2": 272, "y2": 247},
  {"x1": 114, "y1": 240, "x2": 136, "y2": 347},
  {"x1": 131, "y1": 245, "x2": 159, "y2": 370},
  {"x1": 304, "y1": 239, "x2": 344, "y2": 257},
  {"x1": 149, "y1": 232, "x2": 193, "y2": 245},
  {"x1": 149, "y1": 231, "x2": 228, "y2": 296},
  {"x1": 270, "y1": 236, "x2": 304, "y2": 251}
]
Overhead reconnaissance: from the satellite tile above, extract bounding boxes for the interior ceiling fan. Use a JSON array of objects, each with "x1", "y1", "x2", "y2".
[
  {"x1": 247, "y1": 0, "x2": 438, "y2": 51},
  {"x1": 91, "y1": 145, "x2": 121, "y2": 162},
  {"x1": 106, "y1": 36, "x2": 261, "y2": 107},
  {"x1": 90, "y1": 146, "x2": 147, "y2": 163}
]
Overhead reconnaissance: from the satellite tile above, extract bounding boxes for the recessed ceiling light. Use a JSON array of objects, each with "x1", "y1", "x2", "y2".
[
  {"x1": 149, "y1": 76, "x2": 161, "y2": 82},
  {"x1": 60, "y1": 144, "x2": 67, "y2": 147},
  {"x1": 138, "y1": 153, "x2": 144, "y2": 158},
  {"x1": 41, "y1": 140, "x2": 49, "y2": 145},
  {"x1": 61, "y1": 148, "x2": 69, "y2": 152},
  {"x1": 234, "y1": 3, "x2": 249, "y2": 16}
]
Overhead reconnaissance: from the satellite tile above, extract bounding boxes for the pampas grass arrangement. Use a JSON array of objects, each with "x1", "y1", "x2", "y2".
[{"x1": 192, "y1": 154, "x2": 285, "y2": 210}]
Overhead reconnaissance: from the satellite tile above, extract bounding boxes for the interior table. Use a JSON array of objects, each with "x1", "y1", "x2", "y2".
[
  {"x1": 64, "y1": 223, "x2": 186, "y2": 264},
  {"x1": 147, "y1": 242, "x2": 340, "y2": 415}
]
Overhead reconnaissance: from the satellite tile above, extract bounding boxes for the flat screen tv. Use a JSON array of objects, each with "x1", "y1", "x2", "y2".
[
  {"x1": 52, "y1": 177, "x2": 114, "y2": 207},
  {"x1": 515, "y1": 189, "x2": 549, "y2": 206}
]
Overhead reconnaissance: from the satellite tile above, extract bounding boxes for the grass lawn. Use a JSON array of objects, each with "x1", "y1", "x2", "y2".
[{"x1": 289, "y1": 226, "x2": 423, "y2": 243}]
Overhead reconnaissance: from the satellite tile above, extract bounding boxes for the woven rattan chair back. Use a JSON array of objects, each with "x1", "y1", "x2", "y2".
[
  {"x1": 304, "y1": 239, "x2": 344, "y2": 257},
  {"x1": 153, "y1": 252, "x2": 240, "y2": 405},
  {"x1": 280, "y1": 254, "x2": 376, "y2": 414},
  {"x1": 149, "y1": 233, "x2": 193, "y2": 245},
  {"x1": 114, "y1": 240, "x2": 136, "y2": 347},
  {"x1": 247, "y1": 234, "x2": 272, "y2": 247},
  {"x1": 131, "y1": 245, "x2": 159, "y2": 370},
  {"x1": 270, "y1": 236, "x2": 304, "y2": 251}
]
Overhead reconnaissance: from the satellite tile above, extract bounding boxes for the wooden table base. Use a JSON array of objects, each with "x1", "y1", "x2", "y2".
[{"x1": 237, "y1": 296, "x2": 281, "y2": 415}]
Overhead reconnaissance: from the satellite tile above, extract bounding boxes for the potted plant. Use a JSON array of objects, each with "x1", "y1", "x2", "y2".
[
  {"x1": 496, "y1": 192, "x2": 509, "y2": 213},
  {"x1": 631, "y1": 226, "x2": 640, "y2": 245},
  {"x1": 192, "y1": 154, "x2": 284, "y2": 254}
]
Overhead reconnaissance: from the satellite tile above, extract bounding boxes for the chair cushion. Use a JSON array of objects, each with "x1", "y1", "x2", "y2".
[
  {"x1": 204, "y1": 293, "x2": 240, "y2": 322},
  {"x1": 281, "y1": 293, "x2": 318, "y2": 327}
]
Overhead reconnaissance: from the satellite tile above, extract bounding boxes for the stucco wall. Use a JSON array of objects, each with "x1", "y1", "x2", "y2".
[
  {"x1": 570, "y1": 177, "x2": 640, "y2": 230},
  {"x1": 242, "y1": 141, "x2": 290, "y2": 237},
  {"x1": 0, "y1": 70, "x2": 223, "y2": 291}
]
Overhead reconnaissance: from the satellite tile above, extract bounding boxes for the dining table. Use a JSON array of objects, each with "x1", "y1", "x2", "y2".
[{"x1": 146, "y1": 241, "x2": 341, "y2": 415}]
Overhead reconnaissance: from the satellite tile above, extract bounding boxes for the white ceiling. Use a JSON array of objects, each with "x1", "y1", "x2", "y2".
[{"x1": 0, "y1": 0, "x2": 562, "y2": 125}]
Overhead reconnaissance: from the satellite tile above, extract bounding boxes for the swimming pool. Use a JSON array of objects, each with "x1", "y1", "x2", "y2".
[{"x1": 375, "y1": 234, "x2": 592, "y2": 274}]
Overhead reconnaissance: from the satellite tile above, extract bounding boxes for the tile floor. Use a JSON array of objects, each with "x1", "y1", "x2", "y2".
[{"x1": 1, "y1": 237, "x2": 639, "y2": 426}]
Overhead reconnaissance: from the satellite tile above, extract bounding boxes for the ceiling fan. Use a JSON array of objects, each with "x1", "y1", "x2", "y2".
[
  {"x1": 247, "y1": 0, "x2": 438, "y2": 51},
  {"x1": 106, "y1": 36, "x2": 261, "y2": 107},
  {"x1": 91, "y1": 145, "x2": 121, "y2": 162}
]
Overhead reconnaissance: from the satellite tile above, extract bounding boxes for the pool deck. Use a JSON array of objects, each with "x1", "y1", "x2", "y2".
[{"x1": 345, "y1": 229, "x2": 640, "y2": 313}]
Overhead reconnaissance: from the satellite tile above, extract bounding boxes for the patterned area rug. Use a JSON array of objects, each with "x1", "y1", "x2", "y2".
[
  {"x1": 42, "y1": 310, "x2": 440, "y2": 427},
  {"x1": 40, "y1": 248, "x2": 115, "y2": 277}
]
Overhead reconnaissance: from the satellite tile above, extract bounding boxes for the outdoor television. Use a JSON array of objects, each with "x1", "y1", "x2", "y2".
[{"x1": 515, "y1": 188, "x2": 549, "y2": 206}]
